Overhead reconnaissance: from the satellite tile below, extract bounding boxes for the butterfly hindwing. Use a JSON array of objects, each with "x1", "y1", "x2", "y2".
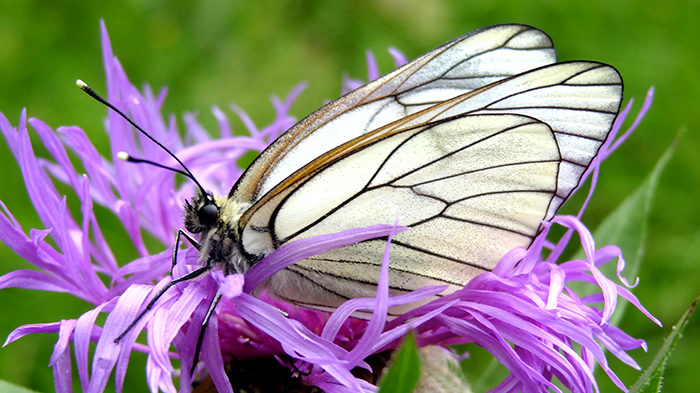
[{"x1": 257, "y1": 113, "x2": 560, "y2": 310}]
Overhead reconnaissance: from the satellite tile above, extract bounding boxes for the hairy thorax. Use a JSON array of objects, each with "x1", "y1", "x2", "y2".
[
  {"x1": 185, "y1": 193, "x2": 252, "y2": 275},
  {"x1": 199, "y1": 224, "x2": 250, "y2": 275}
]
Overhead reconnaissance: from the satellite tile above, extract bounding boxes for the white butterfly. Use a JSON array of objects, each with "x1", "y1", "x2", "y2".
[{"x1": 177, "y1": 24, "x2": 622, "y2": 314}]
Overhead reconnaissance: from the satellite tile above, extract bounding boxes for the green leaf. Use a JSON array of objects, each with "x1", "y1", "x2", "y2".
[
  {"x1": 457, "y1": 343, "x2": 507, "y2": 392},
  {"x1": 630, "y1": 297, "x2": 698, "y2": 393},
  {"x1": 571, "y1": 136, "x2": 676, "y2": 325},
  {"x1": 377, "y1": 334, "x2": 421, "y2": 393},
  {"x1": 0, "y1": 380, "x2": 42, "y2": 393}
]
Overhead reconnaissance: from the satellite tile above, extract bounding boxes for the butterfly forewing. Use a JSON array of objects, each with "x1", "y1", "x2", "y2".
[{"x1": 230, "y1": 24, "x2": 556, "y2": 205}]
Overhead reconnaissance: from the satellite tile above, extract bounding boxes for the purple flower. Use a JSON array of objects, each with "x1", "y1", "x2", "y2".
[{"x1": 0, "y1": 22, "x2": 659, "y2": 393}]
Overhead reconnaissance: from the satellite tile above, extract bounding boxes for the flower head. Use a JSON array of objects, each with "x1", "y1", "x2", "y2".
[{"x1": 1, "y1": 22, "x2": 659, "y2": 393}]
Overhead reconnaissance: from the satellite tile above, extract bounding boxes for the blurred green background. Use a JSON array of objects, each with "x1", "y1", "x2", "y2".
[{"x1": 0, "y1": 1, "x2": 698, "y2": 392}]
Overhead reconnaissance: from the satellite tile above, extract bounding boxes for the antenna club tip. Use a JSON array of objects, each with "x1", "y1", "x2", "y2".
[
  {"x1": 117, "y1": 151, "x2": 130, "y2": 161},
  {"x1": 75, "y1": 79, "x2": 88, "y2": 90}
]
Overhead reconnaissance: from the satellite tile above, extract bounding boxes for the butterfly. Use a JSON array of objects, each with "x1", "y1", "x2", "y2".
[
  {"x1": 80, "y1": 23, "x2": 622, "y2": 338},
  {"x1": 182, "y1": 23, "x2": 623, "y2": 314}
]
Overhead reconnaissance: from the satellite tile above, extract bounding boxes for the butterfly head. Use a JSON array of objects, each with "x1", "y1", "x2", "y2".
[
  {"x1": 184, "y1": 192, "x2": 219, "y2": 234},
  {"x1": 184, "y1": 190, "x2": 252, "y2": 274}
]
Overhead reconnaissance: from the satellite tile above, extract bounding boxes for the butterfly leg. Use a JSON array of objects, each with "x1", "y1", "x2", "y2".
[
  {"x1": 171, "y1": 229, "x2": 202, "y2": 277},
  {"x1": 190, "y1": 290, "x2": 223, "y2": 377},
  {"x1": 114, "y1": 264, "x2": 212, "y2": 343}
]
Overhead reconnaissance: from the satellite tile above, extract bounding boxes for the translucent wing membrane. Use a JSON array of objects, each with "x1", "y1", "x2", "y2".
[
  {"x1": 469, "y1": 62, "x2": 622, "y2": 216},
  {"x1": 231, "y1": 24, "x2": 556, "y2": 204},
  {"x1": 381, "y1": 61, "x2": 622, "y2": 218},
  {"x1": 240, "y1": 113, "x2": 562, "y2": 310},
  {"x1": 232, "y1": 25, "x2": 622, "y2": 311}
]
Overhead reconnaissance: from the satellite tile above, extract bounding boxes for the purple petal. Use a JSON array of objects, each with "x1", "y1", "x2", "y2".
[
  {"x1": 388, "y1": 47, "x2": 408, "y2": 67},
  {"x1": 58, "y1": 125, "x2": 119, "y2": 206},
  {"x1": 53, "y1": 342, "x2": 73, "y2": 393},
  {"x1": 341, "y1": 226, "x2": 396, "y2": 368},
  {"x1": 264, "y1": 83, "x2": 307, "y2": 142},
  {"x1": 90, "y1": 284, "x2": 154, "y2": 393},
  {"x1": 372, "y1": 301, "x2": 456, "y2": 354},
  {"x1": 114, "y1": 199, "x2": 149, "y2": 257},
  {"x1": 341, "y1": 76, "x2": 364, "y2": 94},
  {"x1": 74, "y1": 304, "x2": 108, "y2": 390},
  {"x1": 0, "y1": 269, "x2": 70, "y2": 292},
  {"x1": 51, "y1": 319, "x2": 78, "y2": 366},
  {"x1": 4, "y1": 321, "x2": 61, "y2": 346},
  {"x1": 0, "y1": 203, "x2": 63, "y2": 275},
  {"x1": 364, "y1": 50, "x2": 380, "y2": 81},
  {"x1": 201, "y1": 306, "x2": 234, "y2": 393},
  {"x1": 229, "y1": 103, "x2": 259, "y2": 136},
  {"x1": 244, "y1": 224, "x2": 407, "y2": 291},
  {"x1": 146, "y1": 278, "x2": 209, "y2": 388},
  {"x1": 212, "y1": 106, "x2": 232, "y2": 138},
  {"x1": 235, "y1": 294, "x2": 362, "y2": 391},
  {"x1": 609, "y1": 87, "x2": 655, "y2": 154},
  {"x1": 213, "y1": 271, "x2": 244, "y2": 298},
  {"x1": 322, "y1": 285, "x2": 445, "y2": 341},
  {"x1": 182, "y1": 111, "x2": 212, "y2": 144},
  {"x1": 108, "y1": 250, "x2": 170, "y2": 298},
  {"x1": 29, "y1": 118, "x2": 82, "y2": 198}
]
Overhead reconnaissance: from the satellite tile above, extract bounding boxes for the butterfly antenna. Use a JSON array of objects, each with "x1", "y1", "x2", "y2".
[
  {"x1": 75, "y1": 79, "x2": 211, "y2": 200},
  {"x1": 116, "y1": 151, "x2": 191, "y2": 177}
]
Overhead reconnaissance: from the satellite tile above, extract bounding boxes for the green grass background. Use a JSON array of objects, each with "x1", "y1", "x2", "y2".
[{"x1": 0, "y1": 1, "x2": 698, "y2": 392}]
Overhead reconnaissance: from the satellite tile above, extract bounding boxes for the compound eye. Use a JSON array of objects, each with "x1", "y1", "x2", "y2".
[{"x1": 197, "y1": 203, "x2": 219, "y2": 226}]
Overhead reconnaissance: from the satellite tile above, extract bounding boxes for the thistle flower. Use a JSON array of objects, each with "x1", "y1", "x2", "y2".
[{"x1": 0, "y1": 22, "x2": 659, "y2": 393}]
